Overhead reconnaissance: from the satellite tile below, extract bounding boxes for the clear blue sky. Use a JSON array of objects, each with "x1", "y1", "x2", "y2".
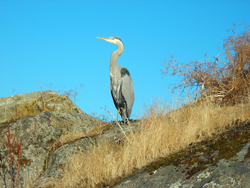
[{"x1": 0, "y1": 1, "x2": 249, "y2": 120}]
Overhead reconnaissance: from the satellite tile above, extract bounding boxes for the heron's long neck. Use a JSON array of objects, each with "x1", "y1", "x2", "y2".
[{"x1": 110, "y1": 43, "x2": 124, "y2": 73}]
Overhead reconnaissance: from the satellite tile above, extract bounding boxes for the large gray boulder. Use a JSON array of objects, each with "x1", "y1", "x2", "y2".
[
  {"x1": 0, "y1": 91, "x2": 141, "y2": 188},
  {"x1": 0, "y1": 91, "x2": 101, "y2": 187}
]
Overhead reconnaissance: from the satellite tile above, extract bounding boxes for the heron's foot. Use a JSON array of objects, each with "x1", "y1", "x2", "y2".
[{"x1": 123, "y1": 118, "x2": 129, "y2": 124}]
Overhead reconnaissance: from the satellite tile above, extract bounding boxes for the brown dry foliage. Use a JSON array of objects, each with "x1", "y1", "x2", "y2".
[{"x1": 161, "y1": 22, "x2": 250, "y2": 105}]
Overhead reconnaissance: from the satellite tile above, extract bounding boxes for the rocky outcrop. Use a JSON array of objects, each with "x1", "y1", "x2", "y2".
[
  {"x1": 112, "y1": 122, "x2": 250, "y2": 188},
  {"x1": 0, "y1": 91, "x2": 97, "y2": 187},
  {"x1": 0, "y1": 91, "x2": 141, "y2": 188}
]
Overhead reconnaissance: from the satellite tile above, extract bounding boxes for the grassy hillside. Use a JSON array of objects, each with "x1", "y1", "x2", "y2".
[{"x1": 38, "y1": 97, "x2": 250, "y2": 188}]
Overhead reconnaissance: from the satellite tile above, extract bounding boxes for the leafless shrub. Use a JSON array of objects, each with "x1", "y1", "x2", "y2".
[
  {"x1": 161, "y1": 22, "x2": 250, "y2": 105},
  {"x1": 5, "y1": 124, "x2": 23, "y2": 188}
]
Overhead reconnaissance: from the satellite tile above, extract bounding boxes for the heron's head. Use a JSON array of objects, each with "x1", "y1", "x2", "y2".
[{"x1": 97, "y1": 36, "x2": 123, "y2": 46}]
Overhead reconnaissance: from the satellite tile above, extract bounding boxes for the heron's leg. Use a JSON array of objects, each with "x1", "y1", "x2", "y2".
[
  {"x1": 122, "y1": 104, "x2": 128, "y2": 124},
  {"x1": 117, "y1": 108, "x2": 120, "y2": 121},
  {"x1": 124, "y1": 104, "x2": 127, "y2": 121}
]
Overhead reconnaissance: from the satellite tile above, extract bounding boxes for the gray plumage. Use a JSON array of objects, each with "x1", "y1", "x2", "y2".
[{"x1": 97, "y1": 36, "x2": 135, "y2": 122}]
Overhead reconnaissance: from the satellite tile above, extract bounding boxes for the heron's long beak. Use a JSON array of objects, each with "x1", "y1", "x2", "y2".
[{"x1": 97, "y1": 37, "x2": 108, "y2": 40}]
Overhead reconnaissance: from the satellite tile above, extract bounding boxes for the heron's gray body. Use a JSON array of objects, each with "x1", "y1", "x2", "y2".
[{"x1": 97, "y1": 36, "x2": 134, "y2": 122}]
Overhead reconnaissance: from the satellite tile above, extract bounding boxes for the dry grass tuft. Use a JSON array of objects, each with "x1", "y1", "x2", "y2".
[{"x1": 49, "y1": 97, "x2": 250, "y2": 188}]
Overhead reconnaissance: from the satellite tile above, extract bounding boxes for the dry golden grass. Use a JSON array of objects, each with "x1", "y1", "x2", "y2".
[{"x1": 46, "y1": 97, "x2": 250, "y2": 188}]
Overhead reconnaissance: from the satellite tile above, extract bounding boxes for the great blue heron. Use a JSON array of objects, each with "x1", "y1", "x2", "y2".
[{"x1": 97, "y1": 36, "x2": 135, "y2": 123}]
